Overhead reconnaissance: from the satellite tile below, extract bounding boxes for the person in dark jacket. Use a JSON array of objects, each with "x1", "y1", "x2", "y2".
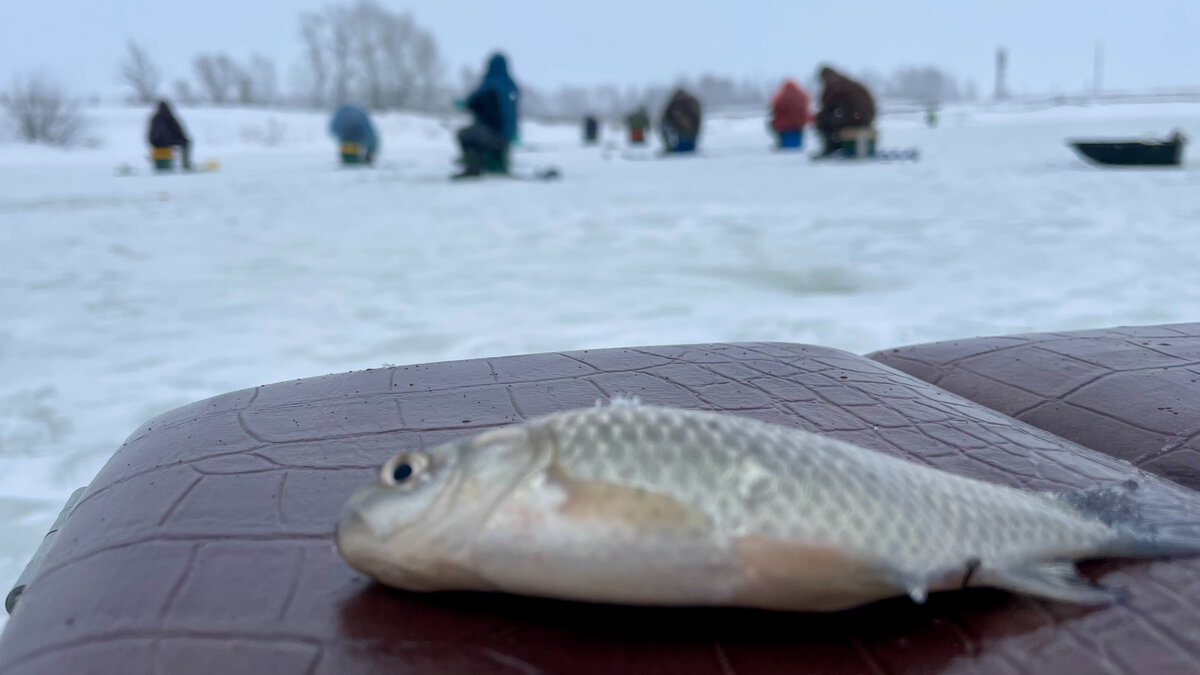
[
  {"x1": 329, "y1": 103, "x2": 378, "y2": 164},
  {"x1": 455, "y1": 53, "x2": 520, "y2": 177},
  {"x1": 815, "y1": 66, "x2": 876, "y2": 157},
  {"x1": 583, "y1": 115, "x2": 599, "y2": 144},
  {"x1": 660, "y1": 88, "x2": 701, "y2": 153},
  {"x1": 147, "y1": 100, "x2": 190, "y2": 170}
]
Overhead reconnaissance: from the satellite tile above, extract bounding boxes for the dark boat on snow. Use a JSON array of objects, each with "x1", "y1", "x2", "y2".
[{"x1": 1068, "y1": 130, "x2": 1186, "y2": 167}]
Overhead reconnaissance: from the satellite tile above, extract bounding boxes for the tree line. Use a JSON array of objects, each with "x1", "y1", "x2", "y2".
[
  {"x1": 118, "y1": 0, "x2": 446, "y2": 111},
  {"x1": 4, "y1": 0, "x2": 972, "y2": 145},
  {"x1": 117, "y1": 0, "x2": 972, "y2": 115}
]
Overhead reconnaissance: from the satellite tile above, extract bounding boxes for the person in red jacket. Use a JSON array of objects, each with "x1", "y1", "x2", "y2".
[{"x1": 770, "y1": 79, "x2": 811, "y2": 149}]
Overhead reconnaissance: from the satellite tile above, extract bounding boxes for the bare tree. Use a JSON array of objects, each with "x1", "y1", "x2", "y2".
[
  {"x1": 856, "y1": 70, "x2": 888, "y2": 100},
  {"x1": 238, "y1": 54, "x2": 278, "y2": 105},
  {"x1": 408, "y1": 28, "x2": 443, "y2": 109},
  {"x1": 348, "y1": 1, "x2": 388, "y2": 108},
  {"x1": 290, "y1": 1, "x2": 446, "y2": 111},
  {"x1": 963, "y1": 79, "x2": 979, "y2": 101},
  {"x1": 553, "y1": 86, "x2": 590, "y2": 117},
  {"x1": 328, "y1": 9, "x2": 352, "y2": 106},
  {"x1": 193, "y1": 53, "x2": 243, "y2": 104},
  {"x1": 375, "y1": 9, "x2": 417, "y2": 108},
  {"x1": 118, "y1": 40, "x2": 162, "y2": 103},
  {"x1": 298, "y1": 13, "x2": 328, "y2": 107},
  {"x1": 458, "y1": 65, "x2": 479, "y2": 95},
  {"x1": 1, "y1": 72, "x2": 86, "y2": 145},
  {"x1": 887, "y1": 66, "x2": 961, "y2": 105},
  {"x1": 590, "y1": 84, "x2": 620, "y2": 117},
  {"x1": 520, "y1": 86, "x2": 549, "y2": 118},
  {"x1": 172, "y1": 79, "x2": 197, "y2": 105}
]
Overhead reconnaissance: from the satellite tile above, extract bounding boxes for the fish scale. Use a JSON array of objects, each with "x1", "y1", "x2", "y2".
[
  {"x1": 338, "y1": 402, "x2": 1200, "y2": 611},
  {"x1": 545, "y1": 405, "x2": 1112, "y2": 571}
]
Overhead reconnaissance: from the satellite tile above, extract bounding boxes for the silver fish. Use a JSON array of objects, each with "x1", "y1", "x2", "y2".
[{"x1": 336, "y1": 401, "x2": 1200, "y2": 611}]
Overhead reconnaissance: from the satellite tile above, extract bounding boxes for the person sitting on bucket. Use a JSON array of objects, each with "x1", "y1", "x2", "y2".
[
  {"x1": 148, "y1": 100, "x2": 191, "y2": 171},
  {"x1": 625, "y1": 105, "x2": 650, "y2": 144},
  {"x1": 583, "y1": 115, "x2": 599, "y2": 144},
  {"x1": 329, "y1": 104, "x2": 378, "y2": 165},
  {"x1": 770, "y1": 79, "x2": 811, "y2": 149},
  {"x1": 814, "y1": 66, "x2": 876, "y2": 158},
  {"x1": 660, "y1": 88, "x2": 701, "y2": 153},
  {"x1": 454, "y1": 53, "x2": 520, "y2": 178}
]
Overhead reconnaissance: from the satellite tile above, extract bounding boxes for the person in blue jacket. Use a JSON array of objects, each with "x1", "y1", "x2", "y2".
[
  {"x1": 454, "y1": 53, "x2": 520, "y2": 177},
  {"x1": 329, "y1": 103, "x2": 378, "y2": 164}
]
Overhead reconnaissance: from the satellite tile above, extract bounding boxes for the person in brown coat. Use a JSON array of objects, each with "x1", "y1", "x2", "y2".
[
  {"x1": 659, "y1": 88, "x2": 702, "y2": 153},
  {"x1": 815, "y1": 66, "x2": 876, "y2": 157}
]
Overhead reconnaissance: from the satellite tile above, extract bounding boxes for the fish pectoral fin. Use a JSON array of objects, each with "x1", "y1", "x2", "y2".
[
  {"x1": 548, "y1": 465, "x2": 711, "y2": 534},
  {"x1": 905, "y1": 579, "x2": 930, "y2": 605},
  {"x1": 972, "y1": 560, "x2": 1121, "y2": 605}
]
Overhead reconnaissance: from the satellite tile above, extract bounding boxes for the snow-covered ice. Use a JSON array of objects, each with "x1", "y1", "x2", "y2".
[{"x1": 1, "y1": 100, "x2": 1198, "y2": 629}]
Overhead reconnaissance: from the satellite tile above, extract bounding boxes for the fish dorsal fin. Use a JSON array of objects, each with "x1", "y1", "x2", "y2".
[{"x1": 972, "y1": 560, "x2": 1121, "y2": 605}]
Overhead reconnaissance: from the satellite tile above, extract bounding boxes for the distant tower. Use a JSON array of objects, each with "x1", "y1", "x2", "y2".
[
  {"x1": 995, "y1": 48, "x2": 1009, "y2": 100},
  {"x1": 1093, "y1": 43, "x2": 1104, "y2": 97}
]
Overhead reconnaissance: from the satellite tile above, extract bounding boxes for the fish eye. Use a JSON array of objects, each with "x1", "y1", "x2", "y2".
[
  {"x1": 393, "y1": 463, "x2": 413, "y2": 482},
  {"x1": 381, "y1": 452, "x2": 429, "y2": 488}
]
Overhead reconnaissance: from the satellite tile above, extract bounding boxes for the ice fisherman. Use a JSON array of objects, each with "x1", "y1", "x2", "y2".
[
  {"x1": 770, "y1": 79, "x2": 812, "y2": 149},
  {"x1": 329, "y1": 104, "x2": 379, "y2": 165},
  {"x1": 148, "y1": 100, "x2": 191, "y2": 171},
  {"x1": 660, "y1": 88, "x2": 702, "y2": 153},
  {"x1": 455, "y1": 53, "x2": 520, "y2": 178},
  {"x1": 583, "y1": 115, "x2": 599, "y2": 144},
  {"x1": 814, "y1": 66, "x2": 876, "y2": 157},
  {"x1": 625, "y1": 105, "x2": 650, "y2": 145}
]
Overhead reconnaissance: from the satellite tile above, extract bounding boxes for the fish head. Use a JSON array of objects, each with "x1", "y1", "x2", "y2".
[{"x1": 336, "y1": 423, "x2": 551, "y2": 591}]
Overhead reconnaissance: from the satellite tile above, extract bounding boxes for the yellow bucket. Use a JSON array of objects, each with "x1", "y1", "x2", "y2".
[
  {"x1": 340, "y1": 142, "x2": 363, "y2": 165},
  {"x1": 151, "y1": 146, "x2": 174, "y2": 170}
]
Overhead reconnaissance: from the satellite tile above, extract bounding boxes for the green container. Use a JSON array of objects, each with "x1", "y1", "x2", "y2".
[
  {"x1": 840, "y1": 136, "x2": 877, "y2": 158},
  {"x1": 483, "y1": 146, "x2": 510, "y2": 174}
]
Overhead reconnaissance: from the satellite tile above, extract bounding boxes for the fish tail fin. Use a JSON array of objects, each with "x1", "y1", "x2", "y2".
[
  {"x1": 971, "y1": 560, "x2": 1123, "y2": 605},
  {"x1": 954, "y1": 480, "x2": 1200, "y2": 606},
  {"x1": 1057, "y1": 479, "x2": 1200, "y2": 559}
]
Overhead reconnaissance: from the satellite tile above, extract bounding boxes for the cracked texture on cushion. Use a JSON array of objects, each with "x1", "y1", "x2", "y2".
[
  {"x1": 869, "y1": 323, "x2": 1200, "y2": 491},
  {"x1": 3, "y1": 343, "x2": 1200, "y2": 675}
]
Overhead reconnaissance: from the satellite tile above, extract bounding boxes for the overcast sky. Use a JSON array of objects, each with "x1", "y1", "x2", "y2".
[{"x1": 3, "y1": 1, "x2": 1198, "y2": 98}]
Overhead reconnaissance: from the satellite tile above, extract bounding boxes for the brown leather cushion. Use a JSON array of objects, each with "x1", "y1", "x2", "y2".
[
  {"x1": 870, "y1": 323, "x2": 1200, "y2": 491},
  {"x1": 3, "y1": 343, "x2": 1200, "y2": 674}
]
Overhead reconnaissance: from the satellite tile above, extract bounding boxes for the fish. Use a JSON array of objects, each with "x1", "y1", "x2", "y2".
[{"x1": 336, "y1": 400, "x2": 1200, "y2": 611}]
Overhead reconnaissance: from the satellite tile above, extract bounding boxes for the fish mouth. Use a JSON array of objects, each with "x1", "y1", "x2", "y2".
[
  {"x1": 336, "y1": 506, "x2": 421, "y2": 586},
  {"x1": 336, "y1": 507, "x2": 374, "y2": 567},
  {"x1": 336, "y1": 501, "x2": 485, "y2": 591}
]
